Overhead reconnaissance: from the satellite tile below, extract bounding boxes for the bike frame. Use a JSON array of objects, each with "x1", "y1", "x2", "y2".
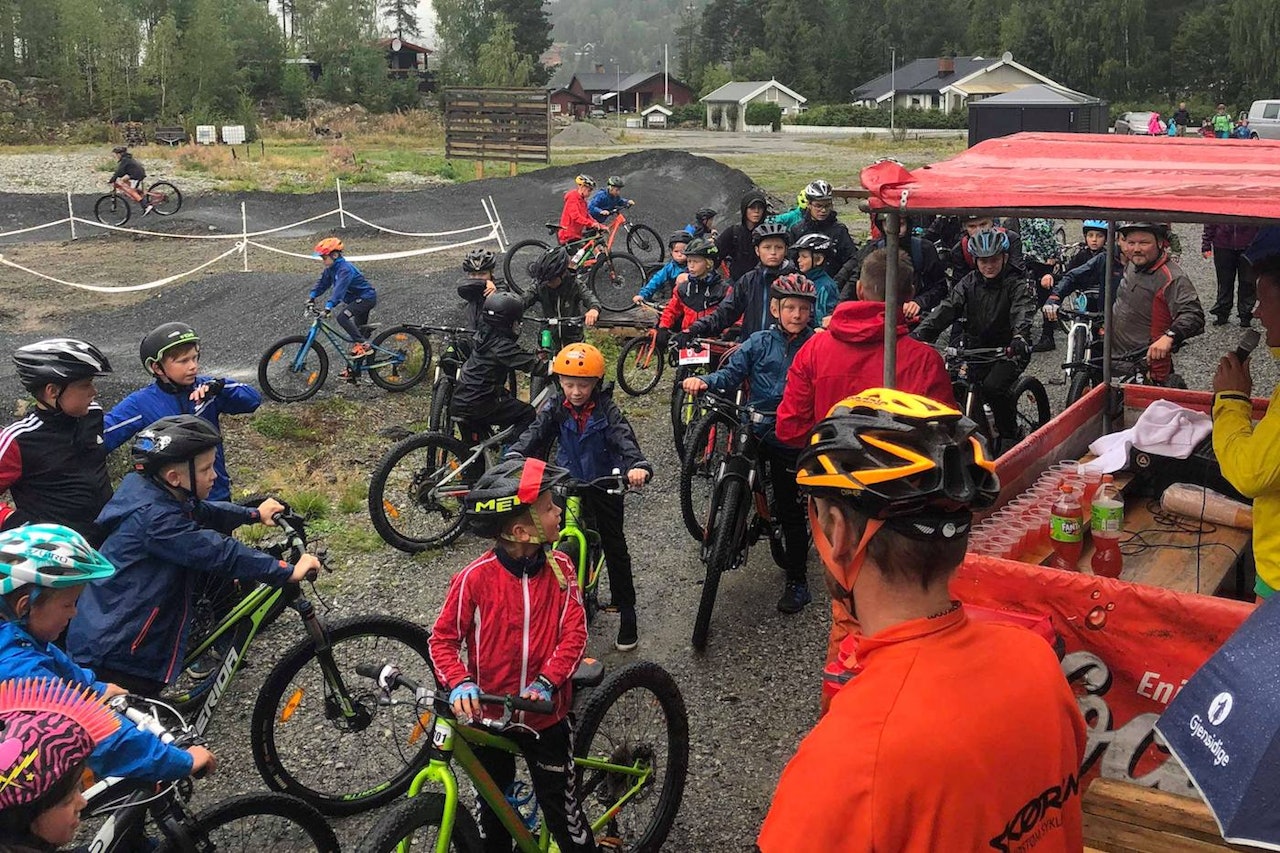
[
  {"x1": 294, "y1": 313, "x2": 402, "y2": 374},
  {"x1": 556, "y1": 495, "x2": 604, "y2": 599},
  {"x1": 702, "y1": 419, "x2": 769, "y2": 562}
]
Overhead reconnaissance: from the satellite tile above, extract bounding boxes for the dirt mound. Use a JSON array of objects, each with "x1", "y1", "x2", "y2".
[{"x1": 551, "y1": 122, "x2": 616, "y2": 148}]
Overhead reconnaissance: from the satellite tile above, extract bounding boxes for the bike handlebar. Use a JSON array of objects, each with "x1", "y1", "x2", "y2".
[
  {"x1": 417, "y1": 324, "x2": 471, "y2": 336},
  {"x1": 355, "y1": 664, "x2": 554, "y2": 716}
]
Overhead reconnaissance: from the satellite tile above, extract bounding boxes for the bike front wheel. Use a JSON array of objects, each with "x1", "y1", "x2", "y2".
[
  {"x1": 368, "y1": 432, "x2": 483, "y2": 552},
  {"x1": 251, "y1": 615, "x2": 436, "y2": 816},
  {"x1": 94, "y1": 193, "x2": 130, "y2": 227},
  {"x1": 428, "y1": 375, "x2": 454, "y2": 434},
  {"x1": 616, "y1": 334, "x2": 664, "y2": 396},
  {"x1": 355, "y1": 793, "x2": 483, "y2": 853},
  {"x1": 1013, "y1": 375, "x2": 1052, "y2": 439},
  {"x1": 575, "y1": 661, "x2": 690, "y2": 853},
  {"x1": 679, "y1": 409, "x2": 734, "y2": 543},
  {"x1": 147, "y1": 181, "x2": 182, "y2": 216},
  {"x1": 588, "y1": 252, "x2": 648, "y2": 312},
  {"x1": 692, "y1": 478, "x2": 748, "y2": 651},
  {"x1": 625, "y1": 223, "x2": 665, "y2": 266},
  {"x1": 259, "y1": 335, "x2": 329, "y2": 402},
  {"x1": 369, "y1": 325, "x2": 431, "y2": 392},
  {"x1": 160, "y1": 792, "x2": 341, "y2": 853},
  {"x1": 502, "y1": 239, "x2": 551, "y2": 292},
  {"x1": 1065, "y1": 370, "x2": 1092, "y2": 407},
  {"x1": 669, "y1": 371, "x2": 704, "y2": 457}
]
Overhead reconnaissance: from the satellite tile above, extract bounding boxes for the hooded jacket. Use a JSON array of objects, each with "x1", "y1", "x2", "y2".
[
  {"x1": 776, "y1": 301, "x2": 955, "y2": 446},
  {"x1": 1050, "y1": 247, "x2": 1122, "y2": 306},
  {"x1": 913, "y1": 262, "x2": 1036, "y2": 350},
  {"x1": 558, "y1": 189, "x2": 598, "y2": 244},
  {"x1": 507, "y1": 384, "x2": 651, "y2": 483},
  {"x1": 787, "y1": 211, "x2": 858, "y2": 279},
  {"x1": 657, "y1": 269, "x2": 732, "y2": 332},
  {"x1": 836, "y1": 237, "x2": 948, "y2": 315},
  {"x1": 452, "y1": 326, "x2": 542, "y2": 414},
  {"x1": 1110, "y1": 253, "x2": 1204, "y2": 380},
  {"x1": 638, "y1": 258, "x2": 687, "y2": 301},
  {"x1": 67, "y1": 473, "x2": 292, "y2": 686},
  {"x1": 1202, "y1": 223, "x2": 1260, "y2": 253},
  {"x1": 308, "y1": 256, "x2": 375, "y2": 310},
  {"x1": 688, "y1": 260, "x2": 797, "y2": 341},
  {"x1": 715, "y1": 188, "x2": 769, "y2": 282},
  {"x1": 702, "y1": 326, "x2": 815, "y2": 445},
  {"x1": 520, "y1": 276, "x2": 602, "y2": 333}
]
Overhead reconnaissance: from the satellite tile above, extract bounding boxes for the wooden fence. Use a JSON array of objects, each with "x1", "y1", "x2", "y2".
[{"x1": 444, "y1": 87, "x2": 550, "y2": 177}]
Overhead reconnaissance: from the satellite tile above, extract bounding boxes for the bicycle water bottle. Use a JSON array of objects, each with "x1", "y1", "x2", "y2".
[
  {"x1": 1048, "y1": 485, "x2": 1083, "y2": 571},
  {"x1": 1090, "y1": 475, "x2": 1124, "y2": 579},
  {"x1": 504, "y1": 780, "x2": 540, "y2": 831},
  {"x1": 540, "y1": 328, "x2": 554, "y2": 350}
]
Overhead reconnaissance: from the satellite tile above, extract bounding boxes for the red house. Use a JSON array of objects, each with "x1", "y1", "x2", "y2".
[
  {"x1": 550, "y1": 87, "x2": 589, "y2": 118},
  {"x1": 566, "y1": 68, "x2": 695, "y2": 114}
]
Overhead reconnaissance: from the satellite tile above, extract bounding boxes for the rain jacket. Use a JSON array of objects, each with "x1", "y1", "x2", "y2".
[
  {"x1": 1110, "y1": 253, "x2": 1204, "y2": 381},
  {"x1": 0, "y1": 621, "x2": 193, "y2": 781},
  {"x1": 507, "y1": 385, "x2": 651, "y2": 483},
  {"x1": 520, "y1": 278, "x2": 602, "y2": 336},
  {"x1": 807, "y1": 267, "x2": 839, "y2": 323},
  {"x1": 587, "y1": 188, "x2": 631, "y2": 221},
  {"x1": 776, "y1": 301, "x2": 955, "y2": 447},
  {"x1": 451, "y1": 327, "x2": 542, "y2": 415},
  {"x1": 308, "y1": 256, "x2": 375, "y2": 311},
  {"x1": 429, "y1": 546, "x2": 587, "y2": 731},
  {"x1": 687, "y1": 261, "x2": 798, "y2": 341},
  {"x1": 558, "y1": 189, "x2": 598, "y2": 244},
  {"x1": 836, "y1": 237, "x2": 948, "y2": 315},
  {"x1": 638, "y1": 258, "x2": 687, "y2": 302},
  {"x1": 657, "y1": 270, "x2": 731, "y2": 332},
  {"x1": 700, "y1": 326, "x2": 814, "y2": 445},
  {"x1": 715, "y1": 188, "x2": 770, "y2": 282},
  {"x1": 913, "y1": 263, "x2": 1036, "y2": 350},
  {"x1": 457, "y1": 276, "x2": 495, "y2": 331},
  {"x1": 1202, "y1": 223, "x2": 1260, "y2": 253},
  {"x1": 1214, "y1": 373, "x2": 1280, "y2": 597},
  {"x1": 67, "y1": 473, "x2": 293, "y2": 686},
  {"x1": 103, "y1": 376, "x2": 262, "y2": 502},
  {"x1": 1050, "y1": 247, "x2": 1122, "y2": 306},
  {"x1": 787, "y1": 211, "x2": 858, "y2": 280}
]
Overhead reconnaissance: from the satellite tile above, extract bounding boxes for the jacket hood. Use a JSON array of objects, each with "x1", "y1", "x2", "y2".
[
  {"x1": 739, "y1": 188, "x2": 768, "y2": 225},
  {"x1": 97, "y1": 472, "x2": 182, "y2": 533},
  {"x1": 828, "y1": 300, "x2": 909, "y2": 344}
]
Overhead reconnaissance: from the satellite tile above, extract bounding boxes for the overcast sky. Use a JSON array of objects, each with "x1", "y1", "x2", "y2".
[{"x1": 264, "y1": 1, "x2": 439, "y2": 46}]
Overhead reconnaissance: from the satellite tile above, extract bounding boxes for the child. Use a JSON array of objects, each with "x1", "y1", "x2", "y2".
[
  {"x1": 1042, "y1": 220, "x2": 1113, "y2": 318},
  {"x1": 682, "y1": 275, "x2": 816, "y2": 613},
  {"x1": 1019, "y1": 217, "x2": 1063, "y2": 352},
  {"x1": 588, "y1": 176, "x2": 633, "y2": 222},
  {"x1": 837, "y1": 214, "x2": 948, "y2": 324},
  {"x1": 104, "y1": 322, "x2": 261, "y2": 502},
  {"x1": 429, "y1": 457, "x2": 598, "y2": 852},
  {"x1": 632, "y1": 232, "x2": 689, "y2": 305},
  {"x1": 786, "y1": 180, "x2": 858, "y2": 276},
  {"x1": 451, "y1": 292, "x2": 543, "y2": 437},
  {"x1": 558, "y1": 174, "x2": 600, "y2": 245},
  {"x1": 790, "y1": 233, "x2": 839, "y2": 325},
  {"x1": 684, "y1": 207, "x2": 717, "y2": 239},
  {"x1": 508, "y1": 344, "x2": 652, "y2": 650},
  {"x1": 0, "y1": 525, "x2": 214, "y2": 783},
  {"x1": 520, "y1": 246, "x2": 601, "y2": 343},
  {"x1": 653, "y1": 238, "x2": 733, "y2": 352},
  {"x1": 67, "y1": 415, "x2": 318, "y2": 696},
  {"x1": 715, "y1": 188, "x2": 770, "y2": 282},
  {"x1": 2, "y1": 339, "x2": 114, "y2": 546},
  {"x1": 687, "y1": 222, "x2": 797, "y2": 343},
  {"x1": 456, "y1": 247, "x2": 501, "y2": 331},
  {"x1": 770, "y1": 188, "x2": 807, "y2": 229},
  {"x1": 308, "y1": 237, "x2": 377, "y2": 370}
]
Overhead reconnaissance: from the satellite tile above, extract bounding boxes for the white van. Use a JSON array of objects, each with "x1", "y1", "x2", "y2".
[{"x1": 1246, "y1": 100, "x2": 1280, "y2": 139}]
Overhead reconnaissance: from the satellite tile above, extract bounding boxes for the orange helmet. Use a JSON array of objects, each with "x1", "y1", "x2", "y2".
[
  {"x1": 552, "y1": 343, "x2": 605, "y2": 379},
  {"x1": 314, "y1": 237, "x2": 344, "y2": 257}
]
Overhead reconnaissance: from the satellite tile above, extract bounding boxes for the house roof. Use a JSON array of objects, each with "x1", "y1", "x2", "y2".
[
  {"x1": 701, "y1": 79, "x2": 807, "y2": 105},
  {"x1": 570, "y1": 71, "x2": 687, "y2": 94},
  {"x1": 641, "y1": 104, "x2": 673, "y2": 115},
  {"x1": 853, "y1": 55, "x2": 1058, "y2": 100},
  {"x1": 375, "y1": 36, "x2": 432, "y2": 54},
  {"x1": 970, "y1": 83, "x2": 1101, "y2": 106}
]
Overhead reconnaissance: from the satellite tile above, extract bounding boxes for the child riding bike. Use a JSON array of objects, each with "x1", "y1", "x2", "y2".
[
  {"x1": 307, "y1": 238, "x2": 377, "y2": 373},
  {"x1": 108, "y1": 146, "x2": 150, "y2": 213},
  {"x1": 559, "y1": 175, "x2": 602, "y2": 245},
  {"x1": 686, "y1": 222, "x2": 798, "y2": 344},
  {"x1": 428, "y1": 457, "x2": 603, "y2": 852},
  {"x1": 457, "y1": 247, "x2": 503, "y2": 332},
  {"x1": 588, "y1": 176, "x2": 633, "y2": 222},
  {"x1": 634, "y1": 232, "x2": 690, "y2": 305},
  {"x1": 684, "y1": 208, "x2": 717, "y2": 240},
  {"x1": 790, "y1": 233, "x2": 839, "y2": 325},
  {"x1": 653, "y1": 237, "x2": 733, "y2": 352},
  {"x1": 507, "y1": 343, "x2": 652, "y2": 651},
  {"x1": 520, "y1": 246, "x2": 601, "y2": 341}
]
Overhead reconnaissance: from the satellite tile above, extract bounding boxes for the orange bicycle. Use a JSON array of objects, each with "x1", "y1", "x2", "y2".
[{"x1": 94, "y1": 178, "x2": 183, "y2": 226}]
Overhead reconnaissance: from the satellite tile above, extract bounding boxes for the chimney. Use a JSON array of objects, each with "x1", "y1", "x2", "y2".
[
  {"x1": 594, "y1": 63, "x2": 604, "y2": 74},
  {"x1": 938, "y1": 56, "x2": 955, "y2": 77}
]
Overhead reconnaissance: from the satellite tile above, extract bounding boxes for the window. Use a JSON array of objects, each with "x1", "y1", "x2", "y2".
[
  {"x1": 1264, "y1": 103, "x2": 1280, "y2": 120},
  {"x1": 910, "y1": 97, "x2": 921, "y2": 107},
  {"x1": 551, "y1": 103, "x2": 562, "y2": 113},
  {"x1": 765, "y1": 88, "x2": 778, "y2": 102},
  {"x1": 665, "y1": 93, "x2": 673, "y2": 106}
]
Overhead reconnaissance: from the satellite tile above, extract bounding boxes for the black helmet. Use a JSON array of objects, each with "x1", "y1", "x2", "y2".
[
  {"x1": 791, "y1": 232, "x2": 833, "y2": 260},
  {"x1": 528, "y1": 246, "x2": 571, "y2": 283},
  {"x1": 1117, "y1": 221, "x2": 1169, "y2": 242},
  {"x1": 695, "y1": 207, "x2": 717, "y2": 224},
  {"x1": 465, "y1": 457, "x2": 571, "y2": 537},
  {"x1": 481, "y1": 291, "x2": 525, "y2": 331},
  {"x1": 462, "y1": 247, "x2": 497, "y2": 273},
  {"x1": 13, "y1": 339, "x2": 112, "y2": 393},
  {"x1": 112, "y1": 146, "x2": 128, "y2": 155},
  {"x1": 606, "y1": 176, "x2": 625, "y2": 188},
  {"x1": 752, "y1": 221, "x2": 791, "y2": 246},
  {"x1": 131, "y1": 415, "x2": 222, "y2": 476},
  {"x1": 683, "y1": 236, "x2": 718, "y2": 259},
  {"x1": 667, "y1": 231, "x2": 691, "y2": 248},
  {"x1": 139, "y1": 322, "x2": 199, "y2": 372},
  {"x1": 803, "y1": 180, "x2": 834, "y2": 203}
]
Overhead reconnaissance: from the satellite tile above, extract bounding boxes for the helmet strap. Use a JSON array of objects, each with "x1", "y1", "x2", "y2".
[{"x1": 810, "y1": 498, "x2": 883, "y2": 618}]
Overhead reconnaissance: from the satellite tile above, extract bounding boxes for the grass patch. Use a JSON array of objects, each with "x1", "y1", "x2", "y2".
[
  {"x1": 252, "y1": 409, "x2": 317, "y2": 441},
  {"x1": 337, "y1": 480, "x2": 368, "y2": 515},
  {"x1": 282, "y1": 488, "x2": 330, "y2": 520}
]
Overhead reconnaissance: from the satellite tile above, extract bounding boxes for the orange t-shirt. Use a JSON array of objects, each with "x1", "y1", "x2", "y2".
[{"x1": 759, "y1": 609, "x2": 1086, "y2": 853}]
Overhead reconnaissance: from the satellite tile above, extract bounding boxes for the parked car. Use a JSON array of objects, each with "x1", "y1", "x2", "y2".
[
  {"x1": 1246, "y1": 100, "x2": 1280, "y2": 140},
  {"x1": 589, "y1": 108, "x2": 607, "y2": 119},
  {"x1": 1114, "y1": 111, "x2": 1157, "y2": 135}
]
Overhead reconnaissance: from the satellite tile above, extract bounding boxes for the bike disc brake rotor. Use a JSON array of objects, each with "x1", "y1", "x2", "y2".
[{"x1": 322, "y1": 685, "x2": 377, "y2": 732}]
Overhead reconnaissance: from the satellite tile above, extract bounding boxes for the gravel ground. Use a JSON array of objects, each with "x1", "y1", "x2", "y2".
[
  {"x1": 0, "y1": 150, "x2": 222, "y2": 195},
  {"x1": 0, "y1": 155, "x2": 1271, "y2": 852}
]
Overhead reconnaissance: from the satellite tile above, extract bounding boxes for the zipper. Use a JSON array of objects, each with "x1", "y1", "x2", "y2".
[
  {"x1": 130, "y1": 607, "x2": 160, "y2": 654},
  {"x1": 519, "y1": 575, "x2": 531, "y2": 725}
]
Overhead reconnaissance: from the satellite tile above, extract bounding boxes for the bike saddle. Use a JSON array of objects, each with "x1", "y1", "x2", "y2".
[
  {"x1": 571, "y1": 658, "x2": 605, "y2": 689},
  {"x1": 544, "y1": 222, "x2": 562, "y2": 233}
]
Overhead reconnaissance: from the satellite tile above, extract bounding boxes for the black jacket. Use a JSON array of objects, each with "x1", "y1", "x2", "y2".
[
  {"x1": 715, "y1": 188, "x2": 769, "y2": 282},
  {"x1": 457, "y1": 276, "x2": 490, "y2": 331},
  {"x1": 688, "y1": 260, "x2": 796, "y2": 340},
  {"x1": 836, "y1": 236, "x2": 948, "y2": 313},
  {"x1": 521, "y1": 277, "x2": 601, "y2": 324},
  {"x1": 948, "y1": 228, "x2": 1025, "y2": 280},
  {"x1": 110, "y1": 154, "x2": 145, "y2": 183},
  {"x1": 451, "y1": 327, "x2": 541, "y2": 413},
  {"x1": 913, "y1": 264, "x2": 1036, "y2": 351},
  {"x1": 787, "y1": 211, "x2": 858, "y2": 277}
]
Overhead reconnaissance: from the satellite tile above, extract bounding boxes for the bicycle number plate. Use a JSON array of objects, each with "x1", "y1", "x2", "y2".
[{"x1": 678, "y1": 344, "x2": 711, "y2": 365}]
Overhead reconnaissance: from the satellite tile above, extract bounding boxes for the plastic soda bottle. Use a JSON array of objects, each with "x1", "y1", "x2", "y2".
[
  {"x1": 1090, "y1": 474, "x2": 1124, "y2": 579},
  {"x1": 1049, "y1": 485, "x2": 1083, "y2": 570},
  {"x1": 540, "y1": 328, "x2": 554, "y2": 350}
]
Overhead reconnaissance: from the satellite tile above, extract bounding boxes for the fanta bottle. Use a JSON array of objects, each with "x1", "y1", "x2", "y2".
[
  {"x1": 1049, "y1": 485, "x2": 1083, "y2": 571},
  {"x1": 1090, "y1": 474, "x2": 1124, "y2": 579}
]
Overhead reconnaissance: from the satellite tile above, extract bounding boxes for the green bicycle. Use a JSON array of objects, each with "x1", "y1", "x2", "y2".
[
  {"x1": 257, "y1": 304, "x2": 430, "y2": 402},
  {"x1": 354, "y1": 660, "x2": 689, "y2": 853}
]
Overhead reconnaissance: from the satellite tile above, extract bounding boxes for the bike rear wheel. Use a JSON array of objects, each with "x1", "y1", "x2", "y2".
[
  {"x1": 679, "y1": 409, "x2": 734, "y2": 543},
  {"x1": 502, "y1": 239, "x2": 551, "y2": 292},
  {"x1": 1013, "y1": 375, "x2": 1052, "y2": 439},
  {"x1": 575, "y1": 661, "x2": 689, "y2": 853},
  {"x1": 94, "y1": 193, "x2": 130, "y2": 227},
  {"x1": 146, "y1": 181, "x2": 182, "y2": 216},
  {"x1": 368, "y1": 432, "x2": 483, "y2": 552},
  {"x1": 161, "y1": 792, "x2": 341, "y2": 852},
  {"x1": 616, "y1": 334, "x2": 664, "y2": 396},
  {"x1": 259, "y1": 335, "x2": 329, "y2": 403},
  {"x1": 692, "y1": 479, "x2": 748, "y2": 651},
  {"x1": 355, "y1": 793, "x2": 483, "y2": 852},
  {"x1": 669, "y1": 371, "x2": 704, "y2": 457},
  {"x1": 625, "y1": 223, "x2": 665, "y2": 266},
  {"x1": 589, "y1": 252, "x2": 647, "y2": 312},
  {"x1": 250, "y1": 615, "x2": 436, "y2": 816},
  {"x1": 369, "y1": 325, "x2": 431, "y2": 392}
]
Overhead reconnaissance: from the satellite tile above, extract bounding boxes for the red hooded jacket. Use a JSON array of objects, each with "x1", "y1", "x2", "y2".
[
  {"x1": 775, "y1": 301, "x2": 956, "y2": 447},
  {"x1": 558, "y1": 189, "x2": 598, "y2": 244}
]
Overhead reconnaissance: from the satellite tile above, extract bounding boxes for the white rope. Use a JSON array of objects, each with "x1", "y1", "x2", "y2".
[
  {"x1": 0, "y1": 244, "x2": 242, "y2": 293},
  {"x1": 0, "y1": 218, "x2": 73, "y2": 238},
  {"x1": 341, "y1": 210, "x2": 495, "y2": 238},
  {"x1": 246, "y1": 229, "x2": 498, "y2": 262},
  {"x1": 70, "y1": 209, "x2": 343, "y2": 241}
]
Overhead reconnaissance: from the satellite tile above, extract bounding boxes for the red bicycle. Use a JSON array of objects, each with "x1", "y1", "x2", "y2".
[{"x1": 94, "y1": 178, "x2": 183, "y2": 226}]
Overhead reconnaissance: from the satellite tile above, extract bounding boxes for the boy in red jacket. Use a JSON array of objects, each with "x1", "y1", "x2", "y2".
[
  {"x1": 558, "y1": 174, "x2": 602, "y2": 245},
  {"x1": 653, "y1": 237, "x2": 734, "y2": 351},
  {"x1": 429, "y1": 457, "x2": 599, "y2": 853}
]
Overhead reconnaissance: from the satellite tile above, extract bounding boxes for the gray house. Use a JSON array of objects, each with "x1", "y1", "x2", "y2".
[
  {"x1": 701, "y1": 79, "x2": 807, "y2": 131},
  {"x1": 852, "y1": 53, "x2": 1065, "y2": 114}
]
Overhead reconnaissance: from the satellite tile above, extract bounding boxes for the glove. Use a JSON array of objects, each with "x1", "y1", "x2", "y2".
[
  {"x1": 1043, "y1": 298, "x2": 1060, "y2": 321},
  {"x1": 202, "y1": 378, "x2": 226, "y2": 399},
  {"x1": 521, "y1": 676, "x2": 554, "y2": 703},
  {"x1": 654, "y1": 328, "x2": 670, "y2": 351},
  {"x1": 672, "y1": 332, "x2": 690, "y2": 351},
  {"x1": 1007, "y1": 336, "x2": 1031, "y2": 359},
  {"x1": 449, "y1": 681, "x2": 480, "y2": 706}
]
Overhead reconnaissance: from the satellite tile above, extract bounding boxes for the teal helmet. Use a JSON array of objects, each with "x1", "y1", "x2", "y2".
[{"x1": 0, "y1": 524, "x2": 116, "y2": 596}]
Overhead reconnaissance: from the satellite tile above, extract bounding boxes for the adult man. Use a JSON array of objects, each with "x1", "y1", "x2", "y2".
[
  {"x1": 1213, "y1": 226, "x2": 1280, "y2": 600},
  {"x1": 834, "y1": 214, "x2": 948, "y2": 319},
  {"x1": 786, "y1": 180, "x2": 858, "y2": 277},
  {"x1": 558, "y1": 174, "x2": 600, "y2": 245},
  {"x1": 1109, "y1": 222, "x2": 1205, "y2": 384},
  {"x1": 758, "y1": 389, "x2": 1086, "y2": 852},
  {"x1": 1172, "y1": 101, "x2": 1192, "y2": 135}
]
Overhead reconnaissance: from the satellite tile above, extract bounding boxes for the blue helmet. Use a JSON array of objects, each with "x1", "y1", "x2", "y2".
[
  {"x1": 967, "y1": 229, "x2": 1011, "y2": 259},
  {"x1": 1245, "y1": 226, "x2": 1280, "y2": 266},
  {"x1": 1082, "y1": 220, "x2": 1108, "y2": 235}
]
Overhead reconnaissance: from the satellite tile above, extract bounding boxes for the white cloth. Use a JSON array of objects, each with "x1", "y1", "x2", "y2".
[{"x1": 1084, "y1": 400, "x2": 1213, "y2": 473}]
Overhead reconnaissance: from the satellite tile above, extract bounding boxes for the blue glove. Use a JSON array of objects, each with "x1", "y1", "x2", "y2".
[
  {"x1": 521, "y1": 676, "x2": 553, "y2": 703},
  {"x1": 449, "y1": 681, "x2": 480, "y2": 706}
]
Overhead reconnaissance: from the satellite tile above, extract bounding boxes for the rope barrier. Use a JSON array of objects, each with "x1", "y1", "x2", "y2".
[
  {"x1": 0, "y1": 244, "x2": 243, "y2": 293},
  {"x1": 70, "y1": 208, "x2": 343, "y2": 241},
  {"x1": 0, "y1": 218, "x2": 73, "y2": 239},
  {"x1": 340, "y1": 210, "x2": 496, "y2": 239},
  {"x1": 246, "y1": 229, "x2": 498, "y2": 262}
]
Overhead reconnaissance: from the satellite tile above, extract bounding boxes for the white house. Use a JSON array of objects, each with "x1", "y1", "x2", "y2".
[
  {"x1": 851, "y1": 53, "x2": 1066, "y2": 114},
  {"x1": 701, "y1": 79, "x2": 807, "y2": 131},
  {"x1": 642, "y1": 104, "x2": 672, "y2": 127}
]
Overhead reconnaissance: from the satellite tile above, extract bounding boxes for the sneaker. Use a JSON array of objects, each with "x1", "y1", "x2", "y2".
[
  {"x1": 351, "y1": 342, "x2": 374, "y2": 358},
  {"x1": 1212, "y1": 314, "x2": 1230, "y2": 326},
  {"x1": 142, "y1": 204, "x2": 155, "y2": 216},
  {"x1": 339, "y1": 367, "x2": 358, "y2": 382},
  {"x1": 776, "y1": 581, "x2": 811, "y2": 614},
  {"x1": 1032, "y1": 329, "x2": 1056, "y2": 353},
  {"x1": 615, "y1": 610, "x2": 638, "y2": 651}
]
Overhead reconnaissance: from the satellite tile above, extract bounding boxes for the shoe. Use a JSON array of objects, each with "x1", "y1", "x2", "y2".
[
  {"x1": 1212, "y1": 315, "x2": 1229, "y2": 326},
  {"x1": 351, "y1": 342, "x2": 374, "y2": 358},
  {"x1": 1032, "y1": 329, "x2": 1056, "y2": 353},
  {"x1": 776, "y1": 581, "x2": 811, "y2": 614},
  {"x1": 1240, "y1": 317, "x2": 1253, "y2": 328},
  {"x1": 142, "y1": 204, "x2": 155, "y2": 216},
  {"x1": 615, "y1": 610, "x2": 638, "y2": 651},
  {"x1": 339, "y1": 367, "x2": 358, "y2": 382}
]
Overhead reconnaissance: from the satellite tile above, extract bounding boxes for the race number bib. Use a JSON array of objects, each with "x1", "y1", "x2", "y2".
[{"x1": 678, "y1": 343, "x2": 711, "y2": 365}]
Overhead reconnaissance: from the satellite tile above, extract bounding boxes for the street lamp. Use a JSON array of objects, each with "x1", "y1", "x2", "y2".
[{"x1": 889, "y1": 46, "x2": 897, "y2": 135}]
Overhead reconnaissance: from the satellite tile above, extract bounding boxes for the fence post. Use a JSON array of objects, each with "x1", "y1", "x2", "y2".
[
  {"x1": 241, "y1": 202, "x2": 249, "y2": 272},
  {"x1": 336, "y1": 178, "x2": 346, "y2": 229},
  {"x1": 67, "y1": 192, "x2": 75, "y2": 241}
]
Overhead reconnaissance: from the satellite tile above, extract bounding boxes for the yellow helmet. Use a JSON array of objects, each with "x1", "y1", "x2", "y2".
[{"x1": 552, "y1": 343, "x2": 605, "y2": 379}]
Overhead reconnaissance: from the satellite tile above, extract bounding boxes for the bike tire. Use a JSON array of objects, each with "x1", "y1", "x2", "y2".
[
  {"x1": 147, "y1": 181, "x2": 182, "y2": 216},
  {"x1": 161, "y1": 792, "x2": 341, "y2": 853},
  {"x1": 1012, "y1": 375, "x2": 1052, "y2": 438},
  {"x1": 368, "y1": 432, "x2": 482, "y2": 552},
  {"x1": 258, "y1": 334, "x2": 329, "y2": 403},
  {"x1": 588, "y1": 252, "x2": 648, "y2": 312},
  {"x1": 692, "y1": 479, "x2": 747, "y2": 651},
  {"x1": 502, "y1": 239, "x2": 551, "y2": 292},
  {"x1": 369, "y1": 325, "x2": 431, "y2": 392},
  {"x1": 250, "y1": 615, "x2": 436, "y2": 816},
  {"x1": 428, "y1": 375, "x2": 454, "y2": 434},
  {"x1": 625, "y1": 223, "x2": 665, "y2": 266},
  {"x1": 616, "y1": 334, "x2": 664, "y2": 397},
  {"x1": 574, "y1": 661, "x2": 689, "y2": 853},
  {"x1": 1065, "y1": 370, "x2": 1092, "y2": 407},
  {"x1": 669, "y1": 371, "x2": 703, "y2": 458},
  {"x1": 94, "y1": 193, "x2": 130, "y2": 227},
  {"x1": 354, "y1": 793, "x2": 483, "y2": 853},
  {"x1": 678, "y1": 409, "x2": 734, "y2": 543}
]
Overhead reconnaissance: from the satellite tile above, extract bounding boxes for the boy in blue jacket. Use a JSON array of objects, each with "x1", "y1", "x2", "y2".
[
  {"x1": 0, "y1": 524, "x2": 214, "y2": 782},
  {"x1": 308, "y1": 237, "x2": 377, "y2": 369},
  {"x1": 682, "y1": 274, "x2": 816, "y2": 614},
  {"x1": 507, "y1": 343, "x2": 652, "y2": 651},
  {"x1": 633, "y1": 232, "x2": 689, "y2": 305},
  {"x1": 588, "y1": 176, "x2": 632, "y2": 221},
  {"x1": 67, "y1": 416, "x2": 318, "y2": 696},
  {"x1": 104, "y1": 322, "x2": 260, "y2": 502}
]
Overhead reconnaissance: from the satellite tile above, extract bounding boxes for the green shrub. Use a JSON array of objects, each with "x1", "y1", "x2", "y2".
[
  {"x1": 791, "y1": 104, "x2": 967, "y2": 129},
  {"x1": 745, "y1": 102, "x2": 782, "y2": 130},
  {"x1": 669, "y1": 103, "x2": 704, "y2": 125}
]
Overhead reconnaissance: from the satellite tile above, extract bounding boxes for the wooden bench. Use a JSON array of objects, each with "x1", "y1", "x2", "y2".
[
  {"x1": 154, "y1": 125, "x2": 188, "y2": 146},
  {"x1": 1083, "y1": 778, "x2": 1250, "y2": 851}
]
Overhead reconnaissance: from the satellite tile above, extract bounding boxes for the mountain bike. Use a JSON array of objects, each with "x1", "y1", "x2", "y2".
[
  {"x1": 353, "y1": 660, "x2": 688, "y2": 853},
  {"x1": 555, "y1": 472, "x2": 641, "y2": 625},
  {"x1": 504, "y1": 222, "x2": 650, "y2": 312},
  {"x1": 1050, "y1": 291, "x2": 1105, "y2": 405},
  {"x1": 1066, "y1": 343, "x2": 1189, "y2": 398},
  {"x1": 94, "y1": 178, "x2": 183, "y2": 226},
  {"x1": 418, "y1": 324, "x2": 473, "y2": 434},
  {"x1": 670, "y1": 336, "x2": 739, "y2": 457},
  {"x1": 942, "y1": 344, "x2": 1052, "y2": 450},
  {"x1": 80, "y1": 695, "x2": 340, "y2": 852},
  {"x1": 503, "y1": 210, "x2": 663, "y2": 286},
  {"x1": 615, "y1": 303, "x2": 670, "y2": 397},
  {"x1": 257, "y1": 304, "x2": 430, "y2": 402}
]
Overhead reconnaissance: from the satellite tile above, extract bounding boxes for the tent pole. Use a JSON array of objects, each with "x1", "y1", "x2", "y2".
[
  {"x1": 883, "y1": 212, "x2": 900, "y2": 388},
  {"x1": 1102, "y1": 222, "x2": 1116, "y2": 430}
]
